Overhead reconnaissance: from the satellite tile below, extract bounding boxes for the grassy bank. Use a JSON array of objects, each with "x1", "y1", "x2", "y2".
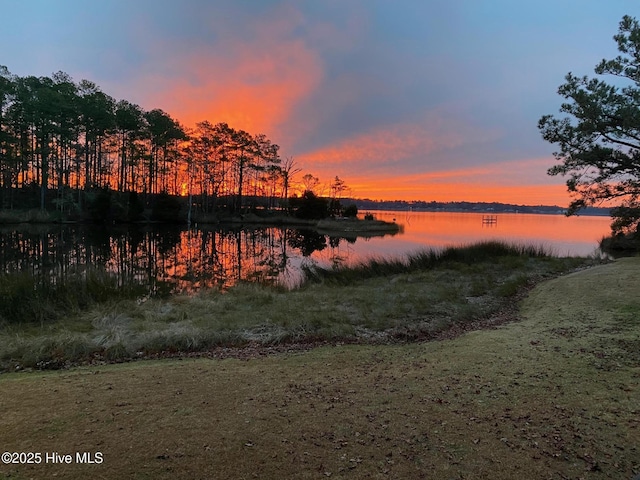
[
  {"x1": 0, "y1": 242, "x2": 591, "y2": 370},
  {"x1": 0, "y1": 209, "x2": 59, "y2": 224},
  {"x1": 316, "y1": 217, "x2": 400, "y2": 236},
  {"x1": 0, "y1": 267, "x2": 149, "y2": 326},
  {"x1": 0, "y1": 257, "x2": 637, "y2": 479}
]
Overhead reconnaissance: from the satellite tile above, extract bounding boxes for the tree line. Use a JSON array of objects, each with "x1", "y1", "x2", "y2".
[{"x1": 0, "y1": 66, "x2": 311, "y2": 217}]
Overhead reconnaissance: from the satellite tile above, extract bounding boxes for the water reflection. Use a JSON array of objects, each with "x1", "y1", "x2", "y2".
[
  {"x1": 349, "y1": 211, "x2": 612, "y2": 258},
  {"x1": 0, "y1": 212, "x2": 612, "y2": 295},
  {"x1": 0, "y1": 224, "x2": 385, "y2": 294}
]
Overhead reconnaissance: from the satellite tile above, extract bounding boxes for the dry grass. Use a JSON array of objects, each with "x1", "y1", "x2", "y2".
[
  {"x1": 0, "y1": 258, "x2": 638, "y2": 479},
  {"x1": 0, "y1": 244, "x2": 590, "y2": 369}
]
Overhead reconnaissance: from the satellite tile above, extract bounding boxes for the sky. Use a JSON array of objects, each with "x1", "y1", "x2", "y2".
[{"x1": 1, "y1": 0, "x2": 638, "y2": 205}]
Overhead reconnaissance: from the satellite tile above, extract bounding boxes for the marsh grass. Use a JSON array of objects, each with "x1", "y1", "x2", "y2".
[
  {"x1": 302, "y1": 240, "x2": 555, "y2": 285},
  {"x1": 0, "y1": 241, "x2": 593, "y2": 370},
  {"x1": 0, "y1": 266, "x2": 148, "y2": 325}
]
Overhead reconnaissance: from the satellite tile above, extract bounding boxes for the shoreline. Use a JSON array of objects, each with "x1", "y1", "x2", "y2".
[
  {"x1": 0, "y1": 242, "x2": 593, "y2": 372},
  {"x1": 0, "y1": 210, "x2": 400, "y2": 233}
]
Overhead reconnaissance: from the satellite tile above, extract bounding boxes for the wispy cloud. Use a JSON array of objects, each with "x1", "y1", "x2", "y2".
[{"x1": 297, "y1": 111, "x2": 502, "y2": 173}]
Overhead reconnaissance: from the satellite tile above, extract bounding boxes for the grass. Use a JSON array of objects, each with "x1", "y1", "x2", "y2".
[
  {"x1": 302, "y1": 241, "x2": 556, "y2": 285},
  {"x1": 0, "y1": 257, "x2": 638, "y2": 479},
  {"x1": 0, "y1": 266, "x2": 149, "y2": 325},
  {"x1": 0, "y1": 209, "x2": 59, "y2": 224},
  {"x1": 0, "y1": 241, "x2": 593, "y2": 370}
]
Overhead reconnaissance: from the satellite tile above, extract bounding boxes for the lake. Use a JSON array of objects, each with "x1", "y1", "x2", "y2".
[
  {"x1": 332, "y1": 210, "x2": 611, "y2": 258},
  {"x1": 0, "y1": 211, "x2": 611, "y2": 293}
]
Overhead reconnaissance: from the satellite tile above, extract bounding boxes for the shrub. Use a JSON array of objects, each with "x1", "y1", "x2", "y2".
[
  {"x1": 86, "y1": 188, "x2": 113, "y2": 222},
  {"x1": 289, "y1": 191, "x2": 329, "y2": 219},
  {"x1": 600, "y1": 231, "x2": 640, "y2": 252},
  {"x1": 329, "y1": 198, "x2": 342, "y2": 217},
  {"x1": 127, "y1": 191, "x2": 144, "y2": 221},
  {"x1": 343, "y1": 204, "x2": 358, "y2": 217},
  {"x1": 151, "y1": 192, "x2": 184, "y2": 222}
]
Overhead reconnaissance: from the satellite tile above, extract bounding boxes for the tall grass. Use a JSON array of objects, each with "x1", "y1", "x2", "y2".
[
  {"x1": 0, "y1": 266, "x2": 147, "y2": 325},
  {"x1": 303, "y1": 241, "x2": 555, "y2": 285}
]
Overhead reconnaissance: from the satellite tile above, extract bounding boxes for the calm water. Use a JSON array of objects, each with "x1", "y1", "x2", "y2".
[
  {"x1": 0, "y1": 212, "x2": 611, "y2": 292},
  {"x1": 346, "y1": 211, "x2": 611, "y2": 258}
]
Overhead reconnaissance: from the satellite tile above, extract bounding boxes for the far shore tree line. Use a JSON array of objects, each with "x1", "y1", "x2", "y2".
[{"x1": 0, "y1": 66, "x2": 354, "y2": 222}]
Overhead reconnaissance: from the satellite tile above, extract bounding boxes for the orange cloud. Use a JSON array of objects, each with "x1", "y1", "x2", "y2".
[
  {"x1": 131, "y1": 7, "x2": 323, "y2": 138},
  {"x1": 115, "y1": 6, "x2": 569, "y2": 208},
  {"x1": 294, "y1": 120, "x2": 570, "y2": 205}
]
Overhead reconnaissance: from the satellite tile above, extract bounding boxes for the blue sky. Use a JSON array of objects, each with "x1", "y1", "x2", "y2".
[{"x1": 1, "y1": 0, "x2": 638, "y2": 203}]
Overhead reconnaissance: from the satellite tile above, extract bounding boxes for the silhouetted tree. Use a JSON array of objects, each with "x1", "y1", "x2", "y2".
[
  {"x1": 290, "y1": 190, "x2": 329, "y2": 219},
  {"x1": 114, "y1": 100, "x2": 145, "y2": 192},
  {"x1": 0, "y1": 66, "x2": 17, "y2": 207},
  {"x1": 77, "y1": 80, "x2": 115, "y2": 192},
  {"x1": 144, "y1": 108, "x2": 185, "y2": 195},
  {"x1": 280, "y1": 156, "x2": 300, "y2": 208},
  {"x1": 232, "y1": 128, "x2": 255, "y2": 212},
  {"x1": 0, "y1": 66, "x2": 343, "y2": 221},
  {"x1": 539, "y1": 15, "x2": 640, "y2": 235},
  {"x1": 251, "y1": 133, "x2": 281, "y2": 208},
  {"x1": 302, "y1": 173, "x2": 319, "y2": 193}
]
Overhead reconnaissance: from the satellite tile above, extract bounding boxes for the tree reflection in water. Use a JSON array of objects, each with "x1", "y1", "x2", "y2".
[{"x1": 0, "y1": 225, "x2": 387, "y2": 294}]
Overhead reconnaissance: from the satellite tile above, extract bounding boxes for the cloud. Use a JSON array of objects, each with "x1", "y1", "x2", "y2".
[
  {"x1": 120, "y1": 3, "x2": 324, "y2": 138},
  {"x1": 87, "y1": 1, "x2": 598, "y2": 207},
  {"x1": 296, "y1": 110, "x2": 503, "y2": 176}
]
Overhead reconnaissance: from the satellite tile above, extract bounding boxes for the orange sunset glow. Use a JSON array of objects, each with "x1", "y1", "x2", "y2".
[
  {"x1": 4, "y1": 1, "x2": 632, "y2": 207},
  {"x1": 141, "y1": 75, "x2": 570, "y2": 204},
  {"x1": 125, "y1": 50, "x2": 572, "y2": 206},
  {"x1": 346, "y1": 180, "x2": 569, "y2": 205},
  {"x1": 102, "y1": 3, "x2": 580, "y2": 207}
]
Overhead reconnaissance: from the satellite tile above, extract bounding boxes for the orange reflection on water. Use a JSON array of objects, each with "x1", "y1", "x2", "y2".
[
  {"x1": 356, "y1": 211, "x2": 612, "y2": 258},
  {"x1": 2, "y1": 213, "x2": 614, "y2": 298},
  {"x1": 408, "y1": 213, "x2": 606, "y2": 242}
]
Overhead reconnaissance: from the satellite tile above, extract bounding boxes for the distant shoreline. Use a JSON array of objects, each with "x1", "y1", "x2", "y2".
[{"x1": 349, "y1": 199, "x2": 610, "y2": 217}]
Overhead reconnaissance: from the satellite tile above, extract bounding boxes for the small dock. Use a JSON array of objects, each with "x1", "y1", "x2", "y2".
[{"x1": 482, "y1": 215, "x2": 498, "y2": 225}]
